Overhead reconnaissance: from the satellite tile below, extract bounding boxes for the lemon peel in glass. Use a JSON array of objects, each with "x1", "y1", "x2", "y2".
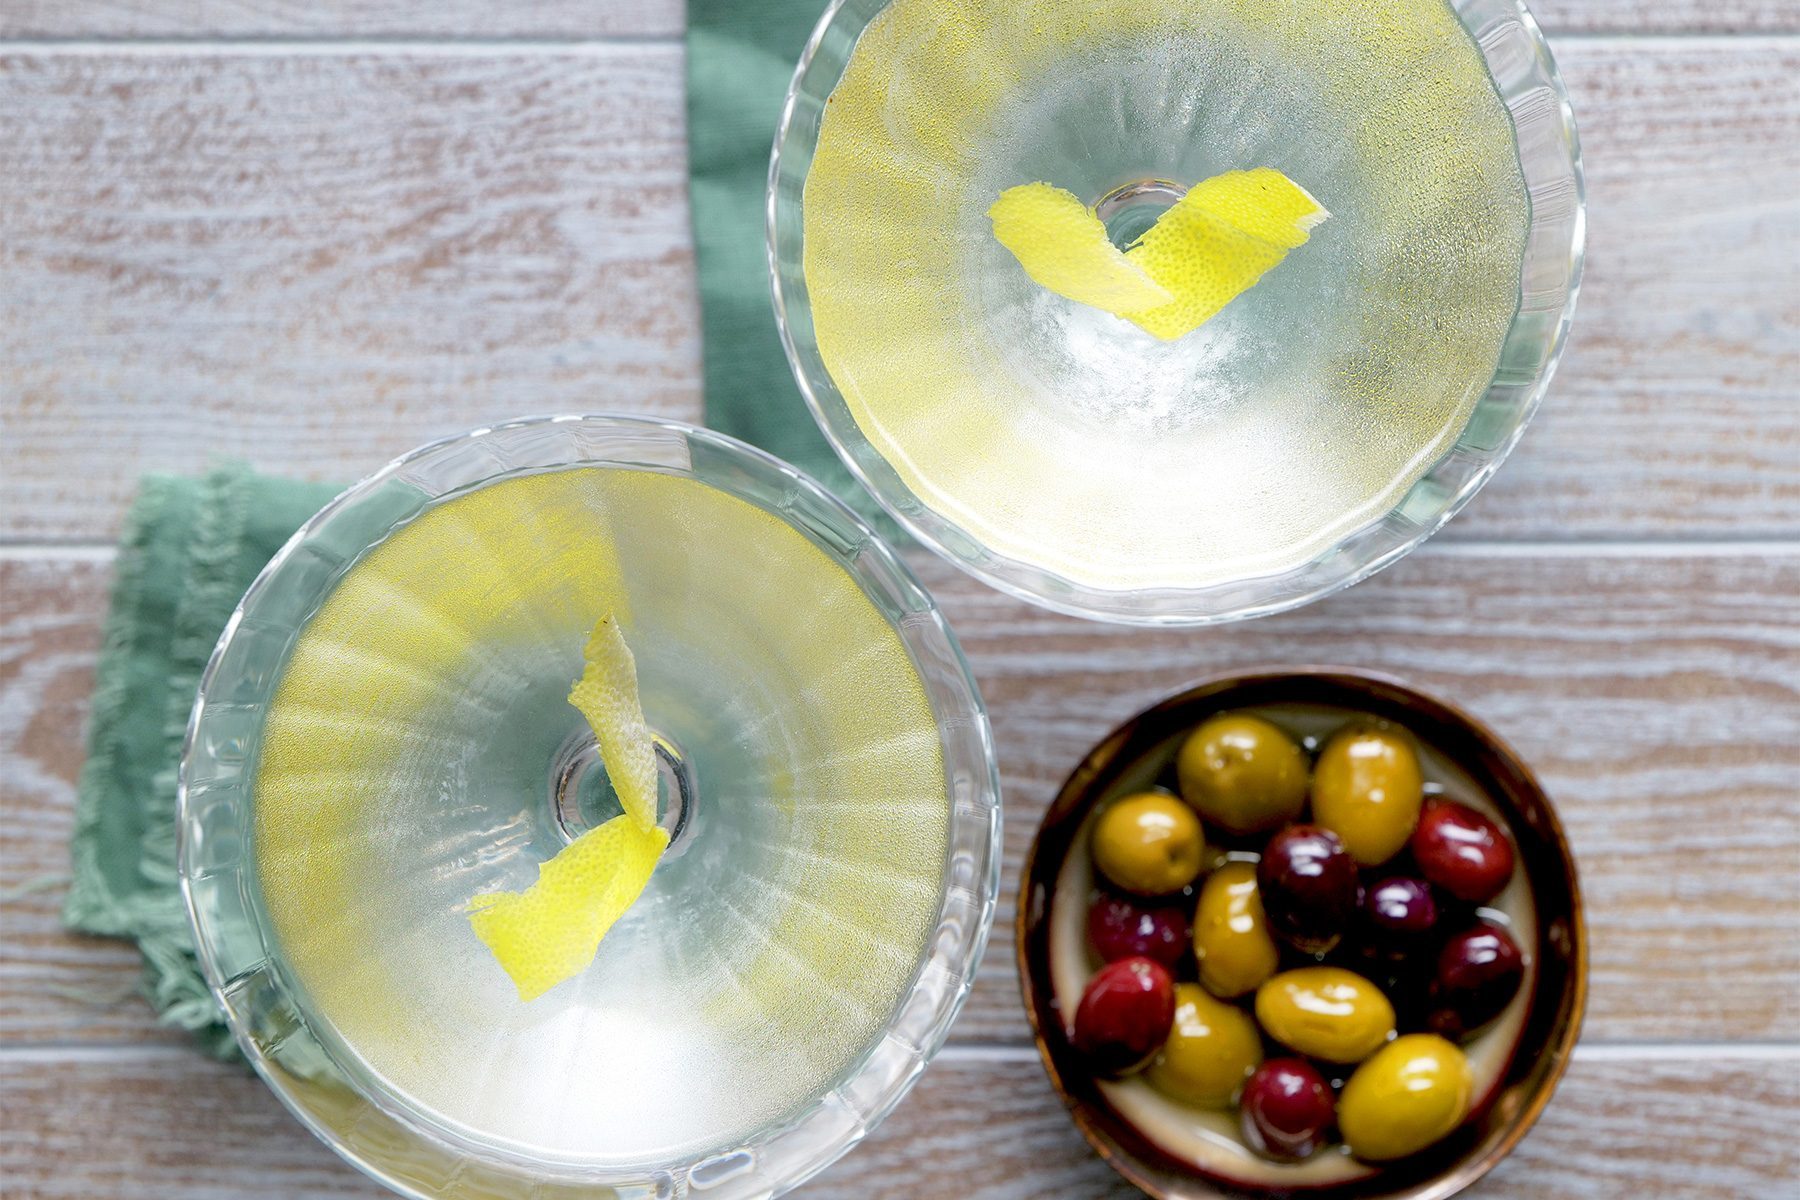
[
  {"x1": 468, "y1": 613, "x2": 669, "y2": 1001},
  {"x1": 988, "y1": 182, "x2": 1174, "y2": 313},
  {"x1": 989, "y1": 168, "x2": 1329, "y2": 341}
]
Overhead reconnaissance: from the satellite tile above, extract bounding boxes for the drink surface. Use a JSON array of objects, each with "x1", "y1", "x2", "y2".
[
  {"x1": 804, "y1": 0, "x2": 1530, "y2": 591},
  {"x1": 252, "y1": 467, "x2": 949, "y2": 1166}
]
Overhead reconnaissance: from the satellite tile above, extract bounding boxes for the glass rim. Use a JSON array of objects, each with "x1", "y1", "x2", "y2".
[
  {"x1": 768, "y1": 0, "x2": 1587, "y2": 626},
  {"x1": 177, "y1": 413, "x2": 1004, "y2": 1197}
]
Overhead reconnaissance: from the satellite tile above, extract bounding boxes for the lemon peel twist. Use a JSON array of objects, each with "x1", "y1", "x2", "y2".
[
  {"x1": 468, "y1": 614, "x2": 669, "y2": 1001},
  {"x1": 989, "y1": 168, "x2": 1329, "y2": 340},
  {"x1": 989, "y1": 182, "x2": 1175, "y2": 312}
]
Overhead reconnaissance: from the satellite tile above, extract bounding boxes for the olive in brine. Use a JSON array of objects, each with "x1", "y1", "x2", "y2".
[
  {"x1": 1087, "y1": 893, "x2": 1191, "y2": 969},
  {"x1": 1145, "y1": 982, "x2": 1264, "y2": 1108},
  {"x1": 1361, "y1": 876, "x2": 1439, "y2": 953},
  {"x1": 1338, "y1": 1034, "x2": 1473, "y2": 1161},
  {"x1": 1240, "y1": 1058, "x2": 1335, "y2": 1162},
  {"x1": 1176, "y1": 713, "x2": 1309, "y2": 836},
  {"x1": 1071, "y1": 956, "x2": 1177, "y2": 1076},
  {"x1": 1091, "y1": 792, "x2": 1205, "y2": 896},
  {"x1": 1192, "y1": 862, "x2": 1279, "y2": 999},
  {"x1": 1427, "y1": 921, "x2": 1526, "y2": 1040},
  {"x1": 1312, "y1": 725, "x2": 1424, "y2": 866},
  {"x1": 1257, "y1": 825, "x2": 1360, "y2": 954},
  {"x1": 1254, "y1": 967, "x2": 1396, "y2": 1064},
  {"x1": 1412, "y1": 797, "x2": 1517, "y2": 903}
]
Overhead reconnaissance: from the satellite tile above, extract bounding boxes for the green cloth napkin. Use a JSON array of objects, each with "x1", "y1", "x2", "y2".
[
  {"x1": 686, "y1": 0, "x2": 898, "y2": 534},
  {"x1": 63, "y1": 465, "x2": 340, "y2": 1057}
]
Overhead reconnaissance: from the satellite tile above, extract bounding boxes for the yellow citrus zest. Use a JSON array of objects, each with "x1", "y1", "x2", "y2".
[
  {"x1": 990, "y1": 168, "x2": 1329, "y2": 341},
  {"x1": 468, "y1": 614, "x2": 667, "y2": 1001},
  {"x1": 988, "y1": 182, "x2": 1175, "y2": 312}
]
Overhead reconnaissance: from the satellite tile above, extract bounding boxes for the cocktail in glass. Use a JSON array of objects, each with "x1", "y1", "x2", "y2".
[
  {"x1": 179, "y1": 415, "x2": 1001, "y2": 1198},
  {"x1": 771, "y1": 0, "x2": 1583, "y2": 624}
]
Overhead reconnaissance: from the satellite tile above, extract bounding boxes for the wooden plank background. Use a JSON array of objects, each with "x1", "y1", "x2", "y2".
[{"x1": 2, "y1": 1, "x2": 1798, "y2": 1197}]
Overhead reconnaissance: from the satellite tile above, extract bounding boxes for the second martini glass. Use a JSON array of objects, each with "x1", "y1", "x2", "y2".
[{"x1": 771, "y1": 0, "x2": 1584, "y2": 624}]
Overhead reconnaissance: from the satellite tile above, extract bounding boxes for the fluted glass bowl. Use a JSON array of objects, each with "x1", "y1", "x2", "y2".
[
  {"x1": 770, "y1": 0, "x2": 1584, "y2": 625},
  {"x1": 178, "y1": 415, "x2": 1002, "y2": 1199}
]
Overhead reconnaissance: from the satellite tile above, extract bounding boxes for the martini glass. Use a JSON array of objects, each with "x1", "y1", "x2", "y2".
[
  {"x1": 770, "y1": 0, "x2": 1584, "y2": 624},
  {"x1": 178, "y1": 415, "x2": 1001, "y2": 1199}
]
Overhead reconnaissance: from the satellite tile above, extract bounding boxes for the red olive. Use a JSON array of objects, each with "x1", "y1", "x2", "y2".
[
  {"x1": 1072, "y1": 956, "x2": 1177, "y2": 1075},
  {"x1": 1240, "y1": 1057, "x2": 1336, "y2": 1161},
  {"x1": 1427, "y1": 922, "x2": 1526, "y2": 1040},
  {"x1": 1411, "y1": 797, "x2": 1517, "y2": 903},
  {"x1": 1257, "y1": 825, "x2": 1360, "y2": 954},
  {"x1": 1361, "y1": 876, "x2": 1440, "y2": 949},
  {"x1": 1087, "y1": 893, "x2": 1191, "y2": 969}
]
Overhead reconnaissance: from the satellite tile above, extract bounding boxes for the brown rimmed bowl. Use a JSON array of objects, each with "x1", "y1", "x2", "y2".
[{"x1": 1016, "y1": 668, "x2": 1586, "y2": 1200}]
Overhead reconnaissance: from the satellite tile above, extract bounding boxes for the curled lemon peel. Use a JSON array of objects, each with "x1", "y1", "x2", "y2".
[
  {"x1": 468, "y1": 614, "x2": 668, "y2": 1001},
  {"x1": 989, "y1": 168, "x2": 1329, "y2": 340},
  {"x1": 988, "y1": 183, "x2": 1174, "y2": 312}
]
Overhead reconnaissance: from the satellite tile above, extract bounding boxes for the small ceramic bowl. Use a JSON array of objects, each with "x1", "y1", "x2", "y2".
[{"x1": 1016, "y1": 668, "x2": 1585, "y2": 1200}]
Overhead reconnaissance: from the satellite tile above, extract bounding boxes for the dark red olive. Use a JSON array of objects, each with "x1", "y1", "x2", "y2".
[
  {"x1": 1072, "y1": 956, "x2": 1177, "y2": 1075},
  {"x1": 1427, "y1": 922, "x2": 1526, "y2": 1040},
  {"x1": 1411, "y1": 798, "x2": 1517, "y2": 903},
  {"x1": 1240, "y1": 1057, "x2": 1335, "y2": 1161},
  {"x1": 1087, "y1": 893, "x2": 1191, "y2": 969},
  {"x1": 1361, "y1": 876, "x2": 1439, "y2": 949},
  {"x1": 1256, "y1": 825, "x2": 1360, "y2": 954}
]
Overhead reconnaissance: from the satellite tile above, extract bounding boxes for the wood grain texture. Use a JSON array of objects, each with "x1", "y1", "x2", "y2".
[
  {"x1": 0, "y1": 1049, "x2": 1794, "y2": 1198},
  {"x1": 5, "y1": 552, "x2": 1797, "y2": 1047},
  {"x1": 3, "y1": 39, "x2": 1799, "y2": 543},
  {"x1": 0, "y1": 45, "x2": 704, "y2": 545},
  {"x1": 2, "y1": 0, "x2": 1796, "y2": 39},
  {"x1": 0, "y1": 0, "x2": 688, "y2": 40}
]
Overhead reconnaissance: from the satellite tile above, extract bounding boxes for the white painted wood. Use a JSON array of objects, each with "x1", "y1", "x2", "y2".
[
  {"x1": 0, "y1": 0, "x2": 688, "y2": 39},
  {"x1": 0, "y1": 45, "x2": 704, "y2": 548},
  {"x1": 2, "y1": 0, "x2": 1795, "y2": 38}
]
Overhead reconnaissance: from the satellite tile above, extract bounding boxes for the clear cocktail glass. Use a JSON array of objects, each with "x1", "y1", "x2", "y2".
[
  {"x1": 179, "y1": 415, "x2": 1001, "y2": 1199},
  {"x1": 771, "y1": 0, "x2": 1584, "y2": 624}
]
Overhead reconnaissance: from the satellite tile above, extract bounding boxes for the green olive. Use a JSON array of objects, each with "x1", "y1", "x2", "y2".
[
  {"x1": 1254, "y1": 967, "x2": 1396, "y2": 1064},
  {"x1": 1176, "y1": 713, "x2": 1309, "y2": 836},
  {"x1": 1311, "y1": 726, "x2": 1424, "y2": 866},
  {"x1": 1145, "y1": 983, "x2": 1263, "y2": 1108},
  {"x1": 1192, "y1": 862, "x2": 1279, "y2": 999},
  {"x1": 1091, "y1": 792, "x2": 1205, "y2": 896},
  {"x1": 1338, "y1": 1034, "x2": 1474, "y2": 1161}
]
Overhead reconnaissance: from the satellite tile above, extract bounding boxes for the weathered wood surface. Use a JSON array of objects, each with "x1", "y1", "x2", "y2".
[
  {"x1": 0, "y1": 45, "x2": 701, "y2": 546},
  {"x1": 0, "y1": 1048, "x2": 1794, "y2": 1199},
  {"x1": 1, "y1": 0, "x2": 689, "y2": 40},
  {"x1": 3, "y1": 38, "x2": 1799, "y2": 542},
  {"x1": 7, "y1": 550, "x2": 1797, "y2": 1049},
  {"x1": 2, "y1": 0, "x2": 1796, "y2": 38}
]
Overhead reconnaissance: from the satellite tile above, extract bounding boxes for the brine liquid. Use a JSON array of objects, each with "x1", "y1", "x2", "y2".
[
  {"x1": 1047, "y1": 703, "x2": 1536, "y2": 1186},
  {"x1": 252, "y1": 467, "x2": 949, "y2": 1168},
  {"x1": 805, "y1": 0, "x2": 1529, "y2": 591}
]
